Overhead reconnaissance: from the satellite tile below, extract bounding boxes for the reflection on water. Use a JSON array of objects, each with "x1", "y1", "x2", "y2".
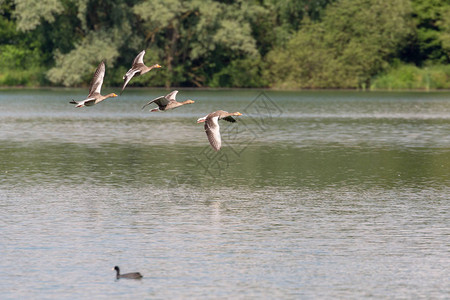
[{"x1": 0, "y1": 89, "x2": 449, "y2": 298}]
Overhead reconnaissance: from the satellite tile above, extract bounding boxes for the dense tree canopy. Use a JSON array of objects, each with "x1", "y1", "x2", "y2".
[
  {"x1": 1, "y1": 0, "x2": 450, "y2": 89},
  {"x1": 267, "y1": 0, "x2": 414, "y2": 88}
]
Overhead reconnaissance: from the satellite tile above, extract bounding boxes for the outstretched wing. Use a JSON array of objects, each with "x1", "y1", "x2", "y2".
[
  {"x1": 132, "y1": 50, "x2": 146, "y2": 66},
  {"x1": 165, "y1": 90, "x2": 178, "y2": 101},
  {"x1": 121, "y1": 69, "x2": 141, "y2": 94},
  {"x1": 83, "y1": 98, "x2": 97, "y2": 106},
  {"x1": 222, "y1": 116, "x2": 236, "y2": 123},
  {"x1": 88, "y1": 61, "x2": 105, "y2": 97},
  {"x1": 205, "y1": 116, "x2": 221, "y2": 151},
  {"x1": 142, "y1": 95, "x2": 169, "y2": 110},
  {"x1": 70, "y1": 97, "x2": 96, "y2": 107}
]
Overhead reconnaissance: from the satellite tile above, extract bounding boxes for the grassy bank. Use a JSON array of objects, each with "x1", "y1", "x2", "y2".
[
  {"x1": 3, "y1": 63, "x2": 450, "y2": 91},
  {"x1": 371, "y1": 64, "x2": 450, "y2": 90}
]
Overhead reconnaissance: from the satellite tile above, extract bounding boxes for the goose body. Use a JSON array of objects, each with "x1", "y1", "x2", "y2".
[
  {"x1": 121, "y1": 50, "x2": 161, "y2": 94},
  {"x1": 113, "y1": 266, "x2": 143, "y2": 280},
  {"x1": 70, "y1": 61, "x2": 117, "y2": 107},
  {"x1": 197, "y1": 110, "x2": 242, "y2": 151},
  {"x1": 142, "y1": 90, "x2": 195, "y2": 112}
]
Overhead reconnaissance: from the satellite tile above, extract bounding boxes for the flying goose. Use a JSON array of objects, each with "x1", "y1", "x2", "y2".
[
  {"x1": 197, "y1": 110, "x2": 242, "y2": 151},
  {"x1": 70, "y1": 61, "x2": 117, "y2": 107},
  {"x1": 142, "y1": 90, "x2": 195, "y2": 112},
  {"x1": 121, "y1": 50, "x2": 161, "y2": 94}
]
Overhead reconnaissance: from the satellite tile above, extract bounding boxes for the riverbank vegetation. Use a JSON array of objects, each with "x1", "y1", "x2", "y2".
[{"x1": 1, "y1": 0, "x2": 450, "y2": 89}]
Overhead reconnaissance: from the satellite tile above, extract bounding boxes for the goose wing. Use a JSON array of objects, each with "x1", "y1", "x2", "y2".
[
  {"x1": 205, "y1": 116, "x2": 221, "y2": 151},
  {"x1": 165, "y1": 90, "x2": 178, "y2": 101},
  {"x1": 88, "y1": 61, "x2": 105, "y2": 97},
  {"x1": 142, "y1": 95, "x2": 169, "y2": 110},
  {"x1": 70, "y1": 97, "x2": 97, "y2": 107},
  {"x1": 132, "y1": 50, "x2": 146, "y2": 66},
  {"x1": 222, "y1": 116, "x2": 237, "y2": 123},
  {"x1": 83, "y1": 98, "x2": 98, "y2": 106},
  {"x1": 121, "y1": 69, "x2": 141, "y2": 94}
]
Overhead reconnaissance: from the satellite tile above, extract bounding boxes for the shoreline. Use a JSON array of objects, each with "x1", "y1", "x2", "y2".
[{"x1": 2, "y1": 86, "x2": 450, "y2": 93}]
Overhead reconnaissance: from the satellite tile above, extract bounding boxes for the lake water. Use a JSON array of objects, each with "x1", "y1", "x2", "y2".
[{"x1": 0, "y1": 88, "x2": 449, "y2": 299}]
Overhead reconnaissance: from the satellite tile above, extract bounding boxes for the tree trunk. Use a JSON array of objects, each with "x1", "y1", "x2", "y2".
[{"x1": 165, "y1": 22, "x2": 179, "y2": 89}]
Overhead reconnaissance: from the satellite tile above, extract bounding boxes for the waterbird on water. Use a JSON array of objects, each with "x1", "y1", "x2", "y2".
[
  {"x1": 121, "y1": 50, "x2": 161, "y2": 94},
  {"x1": 69, "y1": 61, "x2": 117, "y2": 107},
  {"x1": 197, "y1": 110, "x2": 242, "y2": 151},
  {"x1": 113, "y1": 266, "x2": 143, "y2": 279},
  {"x1": 142, "y1": 90, "x2": 195, "y2": 112}
]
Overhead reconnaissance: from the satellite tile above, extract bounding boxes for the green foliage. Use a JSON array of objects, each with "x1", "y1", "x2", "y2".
[
  {"x1": 13, "y1": 0, "x2": 64, "y2": 31},
  {"x1": 264, "y1": 0, "x2": 333, "y2": 33},
  {"x1": 0, "y1": 0, "x2": 48, "y2": 86},
  {"x1": 0, "y1": 14, "x2": 16, "y2": 43},
  {"x1": 46, "y1": 32, "x2": 120, "y2": 86},
  {"x1": 132, "y1": 0, "x2": 261, "y2": 87},
  {"x1": 45, "y1": 0, "x2": 136, "y2": 86},
  {"x1": 437, "y1": 5, "x2": 450, "y2": 57},
  {"x1": 0, "y1": 66, "x2": 47, "y2": 86},
  {"x1": 0, "y1": 45, "x2": 39, "y2": 69},
  {"x1": 267, "y1": 0, "x2": 414, "y2": 89},
  {"x1": 209, "y1": 56, "x2": 268, "y2": 88},
  {"x1": 2, "y1": 0, "x2": 450, "y2": 89},
  {"x1": 371, "y1": 63, "x2": 450, "y2": 90},
  {"x1": 398, "y1": 0, "x2": 450, "y2": 66},
  {"x1": 38, "y1": 0, "x2": 82, "y2": 57}
]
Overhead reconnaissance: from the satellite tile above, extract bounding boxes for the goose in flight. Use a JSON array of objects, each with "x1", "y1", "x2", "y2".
[
  {"x1": 121, "y1": 50, "x2": 161, "y2": 94},
  {"x1": 197, "y1": 110, "x2": 242, "y2": 151},
  {"x1": 70, "y1": 61, "x2": 117, "y2": 107},
  {"x1": 142, "y1": 90, "x2": 195, "y2": 112}
]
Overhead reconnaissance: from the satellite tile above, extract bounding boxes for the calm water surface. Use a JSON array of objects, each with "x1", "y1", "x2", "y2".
[{"x1": 0, "y1": 89, "x2": 449, "y2": 299}]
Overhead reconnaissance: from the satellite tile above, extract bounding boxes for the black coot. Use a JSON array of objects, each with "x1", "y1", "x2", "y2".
[{"x1": 113, "y1": 266, "x2": 143, "y2": 279}]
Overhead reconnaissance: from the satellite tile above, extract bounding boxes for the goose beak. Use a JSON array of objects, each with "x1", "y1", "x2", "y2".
[
  {"x1": 155, "y1": 64, "x2": 162, "y2": 68},
  {"x1": 236, "y1": 112, "x2": 242, "y2": 116}
]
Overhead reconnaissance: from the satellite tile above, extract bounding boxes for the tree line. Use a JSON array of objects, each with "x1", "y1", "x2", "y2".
[{"x1": 1, "y1": 0, "x2": 450, "y2": 89}]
